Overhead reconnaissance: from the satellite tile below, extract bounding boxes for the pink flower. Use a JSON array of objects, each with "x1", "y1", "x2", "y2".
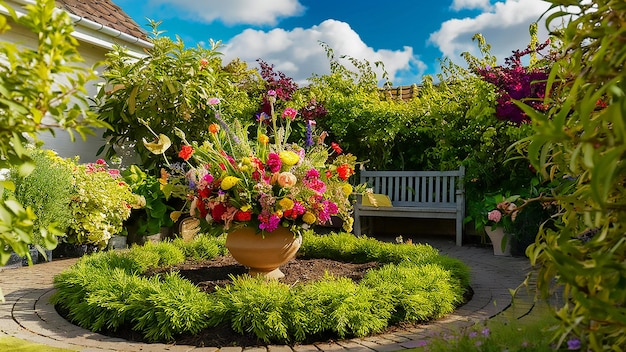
[
  {"x1": 282, "y1": 108, "x2": 298, "y2": 120},
  {"x1": 487, "y1": 210, "x2": 502, "y2": 223},
  {"x1": 208, "y1": 97, "x2": 220, "y2": 105},
  {"x1": 266, "y1": 153, "x2": 282, "y2": 173},
  {"x1": 258, "y1": 213, "x2": 280, "y2": 232}
]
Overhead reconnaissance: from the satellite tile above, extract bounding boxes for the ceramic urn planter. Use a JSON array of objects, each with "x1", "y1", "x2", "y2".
[{"x1": 225, "y1": 226, "x2": 302, "y2": 279}]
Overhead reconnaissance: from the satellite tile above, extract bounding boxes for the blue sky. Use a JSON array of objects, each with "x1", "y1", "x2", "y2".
[{"x1": 113, "y1": 0, "x2": 551, "y2": 86}]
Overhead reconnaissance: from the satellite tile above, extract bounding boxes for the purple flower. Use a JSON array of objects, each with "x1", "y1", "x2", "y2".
[
  {"x1": 305, "y1": 120, "x2": 315, "y2": 148},
  {"x1": 481, "y1": 327, "x2": 490, "y2": 337},
  {"x1": 567, "y1": 338, "x2": 581, "y2": 350}
]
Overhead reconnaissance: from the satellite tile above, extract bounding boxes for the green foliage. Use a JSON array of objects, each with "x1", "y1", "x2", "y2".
[
  {"x1": 121, "y1": 165, "x2": 176, "y2": 235},
  {"x1": 138, "y1": 241, "x2": 186, "y2": 267},
  {"x1": 171, "y1": 234, "x2": 225, "y2": 260},
  {"x1": 128, "y1": 272, "x2": 214, "y2": 341},
  {"x1": 214, "y1": 275, "x2": 292, "y2": 342},
  {"x1": 362, "y1": 263, "x2": 463, "y2": 323},
  {"x1": 52, "y1": 232, "x2": 468, "y2": 344},
  {"x1": 9, "y1": 148, "x2": 73, "y2": 252},
  {"x1": 523, "y1": 0, "x2": 626, "y2": 350},
  {"x1": 0, "y1": 0, "x2": 108, "y2": 267},
  {"x1": 302, "y1": 46, "x2": 413, "y2": 170},
  {"x1": 94, "y1": 22, "x2": 262, "y2": 169},
  {"x1": 291, "y1": 274, "x2": 391, "y2": 339},
  {"x1": 299, "y1": 231, "x2": 441, "y2": 264},
  {"x1": 67, "y1": 161, "x2": 136, "y2": 248}
]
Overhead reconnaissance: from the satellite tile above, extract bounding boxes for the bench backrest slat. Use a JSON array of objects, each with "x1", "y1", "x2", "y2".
[{"x1": 360, "y1": 167, "x2": 465, "y2": 207}]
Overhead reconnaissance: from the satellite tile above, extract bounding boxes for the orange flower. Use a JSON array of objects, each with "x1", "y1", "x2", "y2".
[
  {"x1": 178, "y1": 145, "x2": 194, "y2": 161},
  {"x1": 209, "y1": 123, "x2": 220, "y2": 134}
]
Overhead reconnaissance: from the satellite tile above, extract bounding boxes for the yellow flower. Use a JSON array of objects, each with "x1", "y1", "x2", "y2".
[
  {"x1": 220, "y1": 176, "x2": 240, "y2": 190},
  {"x1": 302, "y1": 211, "x2": 316, "y2": 224},
  {"x1": 240, "y1": 204, "x2": 251, "y2": 212},
  {"x1": 259, "y1": 134, "x2": 269, "y2": 145},
  {"x1": 279, "y1": 150, "x2": 300, "y2": 166},
  {"x1": 341, "y1": 183, "x2": 353, "y2": 196},
  {"x1": 170, "y1": 211, "x2": 182, "y2": 222},
  {"x1": 342, "y1": 217, "x2": 354, "y2": 232},
  {"x1": 142, "y1": 134, "x2": 171, "y2": 155},
  {"x1": 278, "y1": 197, "x2": 294, "y2": 210}
]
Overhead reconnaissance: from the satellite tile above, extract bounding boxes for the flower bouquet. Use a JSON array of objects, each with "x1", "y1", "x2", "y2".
[{"x1": 146, "y1": 91, "x2": 359, "y2": 237}]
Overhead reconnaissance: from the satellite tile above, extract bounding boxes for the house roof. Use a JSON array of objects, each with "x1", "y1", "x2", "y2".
[{"x1": 55, "y1": 0, "x2": 147, "y2": 40}]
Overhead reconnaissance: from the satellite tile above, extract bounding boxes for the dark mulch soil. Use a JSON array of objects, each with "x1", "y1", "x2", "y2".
[{"x1": 57, "y1": 256, "x2": 472, "y2": 348}]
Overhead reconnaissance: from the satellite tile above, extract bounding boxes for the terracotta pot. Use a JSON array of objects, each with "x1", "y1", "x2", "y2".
[
  {"x1": 485, "y1": 226, "x2": 512, "y2": 256},
  {"x1": 225, "y1": 226, "x2": 301, "y2": 279}
]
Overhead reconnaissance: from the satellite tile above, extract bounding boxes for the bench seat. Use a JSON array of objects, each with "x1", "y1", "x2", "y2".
[{"x1": 353, "y1": 166, "x2": 465, "y2": 246}]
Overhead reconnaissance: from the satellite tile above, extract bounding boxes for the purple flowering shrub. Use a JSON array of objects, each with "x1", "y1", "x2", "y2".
[{"x1": 475, "y1": 39, "x2": 552, "y2": 124}]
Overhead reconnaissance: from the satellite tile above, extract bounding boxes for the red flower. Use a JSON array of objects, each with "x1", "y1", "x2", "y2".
[
  {"x1": 336, "y1": 163, "x2": 354, "y2": 181},
  {"x1": 331, "y1": 142, "x2": 342, "y2": 154},
  {"x1": 211, "y1": 203, "x2": 227, "y2": 223},
  {"x1": 234, "y1": 210, "x2": 252, "y2": 221},
  {"x1": 196, "y1": 198, "x2": 208, "y2": 218},
  {"x1": 178, "y1": 145, "x2": 194, "y2": 161}
]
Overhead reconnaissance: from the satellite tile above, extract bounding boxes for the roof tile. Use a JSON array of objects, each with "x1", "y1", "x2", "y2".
[{"x1": 55, "y1": 0, "x2": 147, "y2": 40}]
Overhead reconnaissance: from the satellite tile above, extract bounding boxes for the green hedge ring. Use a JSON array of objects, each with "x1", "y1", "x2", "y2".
[{"x1": 51, "y1": 231, "x2": 470, "y2": 344}]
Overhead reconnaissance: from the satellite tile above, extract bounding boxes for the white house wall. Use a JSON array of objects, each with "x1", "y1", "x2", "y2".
[{"x1": 1, "y1": 0, "x2": 151, "y2": 163}]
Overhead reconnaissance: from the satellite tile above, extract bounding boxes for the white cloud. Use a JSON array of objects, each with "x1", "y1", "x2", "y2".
[
  {"x1": 147, "y1": 0, "x2": 305, "y2": 25},
  {"x1": 450, "y1": 0, "x2": 493, "y2": 11},
  {"x1": 221, "y1": 19, "x2": 426, "y2": 86},
  {"x1": 430, "y1": 0, "x2": 551, "y2": 65}
]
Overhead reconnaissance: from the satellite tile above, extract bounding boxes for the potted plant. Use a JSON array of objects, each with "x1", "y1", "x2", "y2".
[
  {"x1": 147, "y1": 91, "x2": 359, "y2": 278},
  {"x1": 466, "y1": 192, "x2": 521, "y2": 256}
]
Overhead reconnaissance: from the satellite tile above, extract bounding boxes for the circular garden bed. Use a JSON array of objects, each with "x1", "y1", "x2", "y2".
[{"x1": 51, "y1": 231, "x2": 470, "y2": 347}]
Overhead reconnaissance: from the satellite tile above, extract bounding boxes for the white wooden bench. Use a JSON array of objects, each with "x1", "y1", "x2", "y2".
[{"x1": 353, "y1": 166, "x2": 465, "y2": 246}]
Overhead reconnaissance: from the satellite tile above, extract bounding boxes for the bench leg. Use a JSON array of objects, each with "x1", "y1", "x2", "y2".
[
  {"x1": 455, "y1": 216, "x2": 463, "y2": 246},
  {"x1": 353, "y1": 214, "x2": 361, "y2": 235}
]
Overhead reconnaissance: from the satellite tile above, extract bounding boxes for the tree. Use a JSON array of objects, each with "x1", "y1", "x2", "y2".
[{"x1": 0, "y1": 0, "x2": 107, "y2": 281}]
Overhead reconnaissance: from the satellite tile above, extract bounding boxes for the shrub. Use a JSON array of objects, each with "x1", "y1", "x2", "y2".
[
  {"x1": 94, "y1": 24, "x2": 262, "y2": 170},
  {"x1": 171, "y1": 234, "x2": 225, "y2": 260},
  {"x1": 524, "y1": 0, "x2": 626, "y2": 349},
  {"x1": 52, "y1": 232, "x2": 469, "y2": 344},
  {"x1": 0, "y1": 0, "x2": 107, "y2": 269},
  {"x1": 362, "y1": 263, "x2": 463, "y2": 323},
  {"x1": 67, "y1": 160, "x2": 136, "y2": 248},
  {"x1": 9, "y1": 148, "x2": 74, "y2": 250}
]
